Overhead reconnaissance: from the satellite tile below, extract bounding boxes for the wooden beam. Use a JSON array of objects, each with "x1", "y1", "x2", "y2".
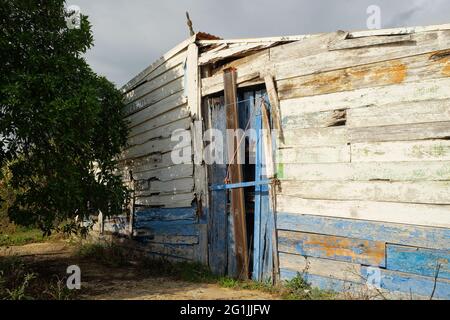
[
  {"x1": 260, "y1": 101, "x2": 274, "y2": 179},
  {"x1": 264, "y1": 75, "x2": 283, "y2": 141},
  {"x1": 223, "y1": 68, "x2": 249, "y2": 279}
]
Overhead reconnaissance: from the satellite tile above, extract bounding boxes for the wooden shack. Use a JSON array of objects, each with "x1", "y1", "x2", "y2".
[{"x1": 111, "y1": 23, "x2": 450, "y2": 299}]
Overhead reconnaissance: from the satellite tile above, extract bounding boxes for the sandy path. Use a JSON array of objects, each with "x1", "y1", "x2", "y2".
[{"x1": 0, "y1": 241, "x2": 278, "y2": 300}]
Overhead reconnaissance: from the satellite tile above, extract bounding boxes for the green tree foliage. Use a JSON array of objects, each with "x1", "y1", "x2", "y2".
[{"x1": 0, "y1": 0, "x2": 130, "y2": 234}]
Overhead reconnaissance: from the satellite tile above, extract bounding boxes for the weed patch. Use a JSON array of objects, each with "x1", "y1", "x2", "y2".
[{"x1": 0, "y1": 255, "x2": 78, "y2": 300}]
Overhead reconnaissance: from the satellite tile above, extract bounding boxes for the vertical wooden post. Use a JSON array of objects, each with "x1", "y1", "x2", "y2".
[
  {"x1": 264, "y1": 75, "x2": 283, "y2": 141},
  {"x1": 223, "y1": 68, "x2": 249, "y2": 279},
  {"x1": 187, "y1": 42, "x2": 209, "y2": 265}
]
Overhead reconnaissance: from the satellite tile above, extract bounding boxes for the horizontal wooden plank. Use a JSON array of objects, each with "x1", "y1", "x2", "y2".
[
  {"x1": 199, "y1": 42, "x2": 274, "y2": 65},
  {"x1": 121, "y1": 136, "x2": 185, "y2": 161},
  {"x1": 129, "y1": 105, "x2": 190, "y2": 137},
  {"x1": 124, "y1": 64, "x2": 185, "y2": 104},
  {"x1": 123, "y1": 78, "x2": 184, "y2": 116},
  {"x1": 328, "y1": 34, "x2": 412, "y2": 50},
  {"x1": 201, "y1": 72, "x2": 261, "y2": 96},
  {"x1": 280, "y1": 180, "x2": 450, "y2": 204},
  {"x1": 349, "y1": 121, "x2": 450, "y2": 143},
  {"x1": 347, "y1": 99, "x2": 450, "y2": 128},
  {"x1": 279, "y1": 77, "x2": 450, "y2": 115},
  {"x1": 121, "y1": 164, "x2": 193, "y2": 182},
  {"x1": 121, "y1": 36, "x2": 192, "y2": 93},
  {"x1": 386, "y1": 244, "x2": 450, "y2": 280},
  {"x1": 103, "y1": 215, "x2": 129, "y2": 235},
  {"x1": 277, "y1": 161, "x2": 450, "y2": 181},
  {"x1": 348, "y1": 23, "x2": 450, "y2": 38},
  {"x1": 276, "y1": 145, "x2": 350, "y2": 164},
  {"x1": 120, "y1": 150, "x2": 193, "y2": 173},
  {"x1": 137, "y1": 234, "x2": 198, "y2": 245},
  {"x1": 277, "y1": 196, "x2": 450, "y2": 228},
  {"x1": 142, "y1": 242, "x2": 195, "y2": 260},
  {"x1": 197, "y1": 34, "x2": 313, "y2": 45},
  {"x1": 134, "y1": 191, "x2": 194, "y2": 208},
  {"x1": 281, "y1": 109, "x2": 347, "y2": 129},
  {"x1": 201, "y1": 51, "x2": 269, "y2": 96},
  {"x1": 125, "y1": 94, "x2": 187, "y2": 128},
  {"x1": 276, "y1": 213, "x2": 450, "y2": 250},
  {"x1": 281, "y1": 265, "x2": 450, "y2": 299},
  {"x1": 127, "y1": 117, "x2": 191, "y2": 146},
  {"x1": 269, "y1": 32, "x2": 346, "y2": 62},
  {"x1": 352, "y1": 140, "x2": 450, "y2": 162},
  {"x1": 134, "y1": 177, "x2": 194, "y2": 195},
  {"x1": 274, "y1": 30, "x2": 450, "y2": 80},
  {"x1": 278, "y1": 252, "x2": 362, "y2": 283},
  {"x1": 280, "y1": 269, "x2": 361, "y2": 293},
  {"x1": 138, "y1": 49, "x2": 187, "y2": 84},
  {"x1": 201, "y1": 29, "x2": 450, "y2": 98},
  {"x1": 132, "y1": 221, "x2": 199, "y2": 235},
  {"x1": 134, "y1": 206, "x2": 196, "y2": 222},
  {"x1": 277, "y1": 49, "x2": 450, "y2": 100},
  {"x1": 281, "y1": 127, "x2": 348, "y2": 147},
  {"x1": 278, "y1": 230, "x2": 385, "y2": 267},
  {"x1": 361, "y1": 266, "x2": 450, "y2": 299}
]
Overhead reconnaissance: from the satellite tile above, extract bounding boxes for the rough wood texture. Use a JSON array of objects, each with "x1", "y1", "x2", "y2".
[
  {"x1": 276, "y1": 145, "x2": 350, "y2": 164},
  {"x1": 123, "y1": 78, "x2": 185, "y2": 117},
  {"x1": 361, "y1": 266, "x2": 450, "y2": 299},
  {"x1": 277, "y1": 161, "x2": 450, "y2": 181},
  {"x1": 124, "y1": 64, "x2": 185, "y2": 105},
  {"x1": 347, "y1": 99, "x2": 450, "y2": 128},
  {"x1": 134, "y1": 192, "x2": 194, "y2": 208},
  {"x1": 280, "y1": 180, "x2": 450, "y2": 205},
  {"x1": 281, "y1": 127, "x2": 348, "y2": 147},
  {"x1": 279, "y1": 77, "x2": 450, "y2": 115},
  {"x1": 279, "y1": 252, "x2": 362, "y2": 283},
  {"x1": 276, "y1": 49, "x2": 450, "y2": 100},
  {"x1": 277, "y1": 196, "x2": 450, "y2": 228},
  {"x1": 328, "y1": 34, "x2": 412, "y2": 50},
  {"x1": 264, "y1": 75, "x2": 283, "y2": 138},
  {"x1": 277, "y1": 213, "x2": 450, "y2": 250},
  {"x1": 125, "y1": 94, "x2": 187, "y2": 128},
  {"x1": 129, "y1": 105, "x2": 190, "y2": 137},
  {"x1": 282, "y1": 109, "x2": 347, "y2": 129},
  {"x1": 352, "y1": 140, "x2": 450, "y2": 162},
  {"x1": 278, "y1": 230, "x2": 386, "y2": 267},
  {"x1": 274, "y1": 31, "x2": 450, "y2": 80},
  {"x1": 349, "y1": 121, "x2": 450, "y2": 143},
  {"x1": 224, "y1": 68, "x2": 249, "y2": 279},
  {"x1": 121, "y1": 35, "x2": 193, "y2": 93},
  {"x1": 386, "y1": 244, "x2": 450, "y2": 280}
]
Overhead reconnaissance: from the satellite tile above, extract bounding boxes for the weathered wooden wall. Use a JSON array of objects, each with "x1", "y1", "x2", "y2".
[
  {"x1": 200, "y1": 25, "x2": 450, "y2": 298},
  {"x1": 274, "y1": 28, "x2": 450, "y2": 299},
  {"x1": 108, "y1": 36, "x2": 208, "y2": 263}
]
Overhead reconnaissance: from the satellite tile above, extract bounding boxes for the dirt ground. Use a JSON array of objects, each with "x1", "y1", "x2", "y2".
[{"x1": 0, "y1": 241, "x2": 277, "y2": 300}]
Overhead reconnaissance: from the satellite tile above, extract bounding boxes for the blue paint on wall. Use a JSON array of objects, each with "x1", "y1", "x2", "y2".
[
  {"x1": 280, "y1": 269, "x2": 360, "y2": 293},
  {"x1": 277, "y1": 212, "x2": 450, "y2": 250},
  {"x1": 361, "y1": 266, "x2": 450, "y2": 299},
  {"x1": 134, "y1": 206, "x2": 197, "y2": 222},
  {"x1": 387, "y1": 244, "x2": 450, "y2": 280}
]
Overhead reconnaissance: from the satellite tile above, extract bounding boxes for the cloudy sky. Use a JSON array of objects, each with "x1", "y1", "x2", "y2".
[{"x1": 74, "y1": 0, "x2": 450, "y2": 87}]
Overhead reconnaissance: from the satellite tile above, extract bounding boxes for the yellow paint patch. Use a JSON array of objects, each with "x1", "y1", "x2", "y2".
[
  {"x1": 428, "y1": 50, "x2": 450, "y2": 77},
  {"x1": 442, "y1": 60, "x2": 450, "y2": 76},
  {"x1": 303, "y1": 235, "x2": 385, "y2": 266},
  {"x1": 367, "y1": 61, "x2": 407, "y2": 85}
]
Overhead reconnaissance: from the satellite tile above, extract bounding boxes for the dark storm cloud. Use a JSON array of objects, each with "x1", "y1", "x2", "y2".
[{"x1": 72, "y1": 0, "x2": 450, "y2": 87}]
